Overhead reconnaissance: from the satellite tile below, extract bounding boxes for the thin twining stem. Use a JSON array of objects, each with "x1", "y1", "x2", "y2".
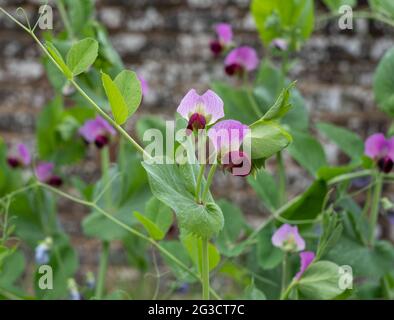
[{"x1": 36, "y1": 182, "x2": 221, "y2": 300}]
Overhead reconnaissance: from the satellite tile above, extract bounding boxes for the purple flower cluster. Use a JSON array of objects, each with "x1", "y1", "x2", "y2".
[
  {"x1": 79, "y1": 116, "x2": 116, "y2": 149},
  {"x1": 209, "y1": 23, "x2": 259, "y2": 77},
  {"x1": 7, "y1": 143, "x2": 31, "y2": 168},
  {"x1": 177, "y1": 89, "x2": 251, "y2": 176}
]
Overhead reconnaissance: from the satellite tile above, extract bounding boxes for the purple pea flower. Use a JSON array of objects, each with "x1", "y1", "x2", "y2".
[
  {"x1": 138, "y1": 74, "x2": 149, "y2": 96},
  {"x1": 224, "y1": 46, "x2": 259, "y2": 76},
  {"x1": 177, "y1": 89, "x2": 224, "y2": 131},
  {"x1": 271, "y1": 224, "x2": 305, "y2": 252},
  {"x1": 295, "y1": 251, "x2": 315, "y2": 280},
  {"x1": 210, "y1": 23, "x2": 233, "y2": 57},
  {"x1": 35, "y1": 162, "x2": 63, "y2": 187},
  {"x1": 271, "y1": 38, "x2": 288, "y2": 51},
  {"x1": 7, "y1": 143, "x2": 31, "y2": 168},
  {"x1": 208, "y1": 119, "x2": 251, "y2": 176},
  {"x1": 364, "y1": 133, "x2": 394, "y2": 173},
  {"x1": 79, "y1": 116, "x2": 116, "y2": 149}
]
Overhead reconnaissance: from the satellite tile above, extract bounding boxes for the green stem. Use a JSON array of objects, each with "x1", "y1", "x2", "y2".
[
  {"x1": 195, "y1": 164, "x2": 205, "y2": 203},
  {"x1": 55, "y1": 0, "x2": 75, "y2": 41},
  {"x1": 201, "y1": 237, "x2": 210, "y2": 300},
  {"x1": 276, "y1": 151, "x2": 286, "y2": 205},
  {"x1": 101, "y1": 147, "x2": 112, "y2": 209},
  {"x1": 95, "y1": 241, "x2": 110, "y2": 299},
  {"x1": 369, "y1": 172, "x2": 383, "y2": 245},
  {"x1": 201, "y1": 164, "x2": 217, "y2": 204},
  {"x1": 243, "y1": 71, "x2": 262, "y2": 118},
  {"x1": 96, "y1": 148, "x2": 112, "y2": 299},
  {"x1": 281, "y1": 252, "x2": 288, "y2": 296},
  {"x1": 37, "y1": 182, "x2": 221, "y2": 300},
  {"x1": 280, "y1": 280, "x2": 296, "y2": 300},
  {"x1": 327, "y1": 170, "x2": 372, "y2": 185}
]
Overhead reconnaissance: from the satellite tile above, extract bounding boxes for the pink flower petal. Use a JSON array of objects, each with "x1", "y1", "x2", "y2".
[
  {"x1": 17, "y1": 143, "x2": 31, "y2": 166},
  {"x1": 365, "y1": 133, "x2": 388, "y2": 159},
  {"x1": 79, "y1": 116, "x2": 115, "y2": 142},
  {"x1": 215, "y1": 23, "x2": 232, "y2": 44},
  {"x1": 208, "y1": 119, "x2": 249, "y2": 153},
  {"x1": 177, "y1": 89, "x2": 224, "y2": 125},
  {"x1": 201, "y1": 90, "x2": 224, "y2": 124},
  {"x1": 138, "y1": 74, "x2": 149, "y2": 96},
  {"x1": 177, "y1": 89, "x2": 203, "y2": 120},
  {"x1": 271, "y1": 224, "x2": 305, "y2": 252},
  {"x1": 35, "y1": 162, "x2": 54, "y2": 182},
  {"x1": 225, "y1": 46, "x2": 259, "y2": 71},
  {"x1": 295, "y1": 251, "x2": 315, "y2": 280}
]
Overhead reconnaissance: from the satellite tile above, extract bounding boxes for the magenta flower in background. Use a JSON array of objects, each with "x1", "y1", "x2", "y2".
[
  {"x1": 35, "y1": 162, "x2": 63, "y2": 187},
  {"x1": 177, "y1": 89, "x2": 224, "y2": 131},
  {"x1": 271, "y1": 224, "x2": 305, "y2": 252},
  {"x1": 7, "y1": 143, "x2": 31, "y2": 168},
  {"x1": 208, "y1": 119, "x2": 251, "y2": 176},
  {"x1": 364, "y1": 133, "x2": 394, "y2": 173},
  {"x1": 271, "y1": 38, "x2": 288, "y2": 51},
  {"x1": 210, "y1": 23, "x2": 233, "y2": 57},
  {"x1": 224, "y1": 46, "x2": 259, "y2": 76},
  {"x1": 138, "y1": 74, "x2": 149, "y2": 96},
  {"x1": 79, "y1": 116, "x2": 116, "y2": 149},
  {"x1": 295, "y1": 251, "x2": 315, "y2": 280}
]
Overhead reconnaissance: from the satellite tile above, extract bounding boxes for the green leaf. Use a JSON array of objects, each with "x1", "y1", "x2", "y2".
[
  {"x1": 142, "y1": 162, "x2": 224, "y2": 238},
  {"x1": 316, "y1": 209, "x2": 343, "y2": 259},
  {"x1": 134, "y1": 211, "x2": 164, "y2": 240},
  {"x1": 160, "y1": 241, "x2": 195, "y2": 282},
  {"x1": 247, "y1": 170, "x2": 279, "y2": 211},
  {"x1": 211, "y1": 81, "x2": 258, "y2": 124},
  {"x1": 102, "y1": 72, "x2": 129, "y2": 125},
  {"x1": 245, "y1": 120, "x2": 292, "y2": 160},
  {"x1": 326, "y1": 238, "x2": 394, "y2": 277},
  {"x1": 288, "y1": 130, "x2": 327, "y2": 176},
  {"x1": 216, "y1": 200, "x2": 250, "y2": 257},
  {"x1": 316, "y1": 122, "x2": 364, "y2": 162},
  {"x1": 114, "y1": 70, "x2": 142, "y2": 117},
  {"x1": 82, "y1": 164, "x2": 151, "y2": 241},
  {"x1": 244, "y1": 282, "x2": 267, "y2": 300},
  {"x1": 255, "y1": 60, "x2": 309, "y2": 131},
  {"x1": 369, "y1": 0, "x2": 394, "y2": 19},
  {"x1": 251, "y1": 0, "x2": 315, "y2": 46},
  {"x1": 323, "y1": 0, "x2": 356, "y2": 11},
  {"x1": 295, "y1": 261, "x2": 345, "y2": 300},
  {"x1": 262, "y1": 82, "x2": 295, "y2": 121},
  {"x1": 133, "y1": 197, "x2": 173, "y2": 240},
  {"x1": 280, "y1": 180, "x2": 328, "y2": 226},
  {"x1": 181, "y1": 233, "x2": 221, "y2": 272},
  {"x1": 66, "y1": 38, "x2": 98, "y2": 76},
  {"x1": 373, "y1": 46, "x2": 394, "y2": 116},
  {"x1": 45, "y1": 41, "x2": 73, "y2": 79},
  {"x1": 64, "y1": 0, "x2": 94, "y2": 34}
]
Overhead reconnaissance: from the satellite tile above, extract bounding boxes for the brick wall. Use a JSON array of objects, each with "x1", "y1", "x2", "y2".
[{"x1": 1, "y1": 0, "x2": 393, "y2": 283}]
